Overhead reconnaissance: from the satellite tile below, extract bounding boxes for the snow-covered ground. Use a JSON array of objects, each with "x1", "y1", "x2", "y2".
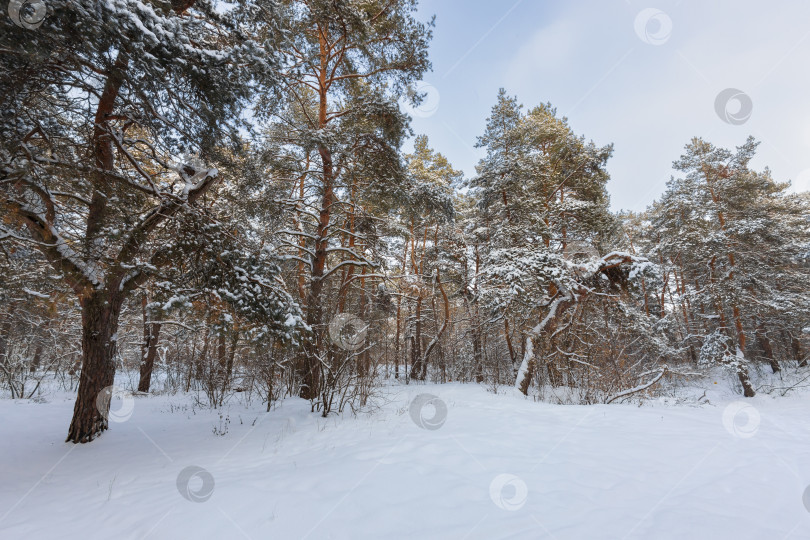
[{"x1": 2, "y1": 380, "x2": 810, "y2": 539}]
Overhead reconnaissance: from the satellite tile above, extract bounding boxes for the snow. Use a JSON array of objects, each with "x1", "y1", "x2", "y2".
[
  {"x1": 53, "y1": 233, "x2": 102, "y2": 287},
  {"x1": 514, "y1": 336, "x2": 533, "y2": 390},
  {"x1": 2, "y1": 383, "x2": 810, "y2": 539},
  {"x1": 22, "y1": 288, "x2": 49, "y2": 299}
]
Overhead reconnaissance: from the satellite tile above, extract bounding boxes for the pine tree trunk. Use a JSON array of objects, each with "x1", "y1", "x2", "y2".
[
  {"x1": 225, "y1": 332, "x2": 238, "y2": 381},
  {"x1": 295, "y1": 166, "x2": 309, "y2": 301},
  {"x1": 514, "y1": 281, "x2": 579, "y2": 393},
  {"x1": 393, "y1": 242, "x2": 408, "y2": 379},
  {"x1": 30, "y1": 342, "x2": 44, "y2": 373},
  {"x1": 137, "y1": 296, "x2": 161, "y2": 392},
  {"x1": 66, "y1": 292, "x2": 124, "y2": 443},
  {"x1": 300, "y1": 322, "x2": 323, "y2": 399},
  {"x1": 217, "y1": 332, "x2": 227, "y2": 368},
  {"x1": 737, "y1": 370, "x2": 756, "y2": 398},
  {"x1": 504, "y1": 318, "x2": 516, "y2": 365},
  {"x1": 472, "y1": 246, "x2": 484, "y2": 384},
  {"x1": 65, "y1": 50, "x2": 129, "y2": 443},
  {"x1": 473, "y1": 331, "x2": 484, "y2": 383},
  {"x1": 547, "y1": 360, "x2": 562, "y2": 388},
  {"x1": 793, "y1": 336, "x2": 807, "y2": 368},
  {"x1": 195, "y1": 325, "x2": 210, "y2": 383},
  {"x1": 298, "y1": 143, "x2": 332, "y2": 400},
  {"x1": 439, "y1": 345, "x2": 446, "y2": 383},
  {"x1": 472, "y1": 307, "x2": 484, "y2": 383},
  {"x1": 29, "y1": 317, "x2": 48, "y2": 373},
  {"x1": 137, "y1": 321, "x2": 162, "y2": 393},
  {"x1": 409, "y1": 297, "x2": 423, "y2": 380},
  {"x1": 219, "y1": 332, "x2": 239, "y2": 406},
  {"x1": 731, "y1": 346, "x2": 756, "y2": 398},
  {"x1": 394, "y1": 297, "x2": 402, "y2": 379},
  {"x1": 297, "y1": 32, "x2": 337, "y2": 401},
  {"x1": 300, "y1": 320, "x2": 323, "y2": 400},
  {"x1": 517, "y1": 335, "x2": 537, "y2": 396},
  {"x1": 0, "y1": 301, "x2": 18, "y2": 369},
  {"x1": 756, "y1": 326, "x2": 779, "y2": 373}
]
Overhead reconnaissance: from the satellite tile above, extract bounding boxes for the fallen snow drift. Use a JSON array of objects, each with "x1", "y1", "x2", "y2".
[{"x1": 2, "y1": 383, "x2": 810, "y2": 539}]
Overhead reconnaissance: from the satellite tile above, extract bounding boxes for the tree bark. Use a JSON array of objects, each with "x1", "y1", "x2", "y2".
[
  {"x1": 471, "y1": 303, "x2": 484, "y2": 383},
  {"x1": 225, "y1": 332, "x2": 238, "y2": 381},
  {"x1": 737, "y1": 370, "x2": 756, "y2": 398},
  {"x1": 64, "y1": 50, "x2": 130, "y2": 444},
  {"x1": 137, "y1": 324, "x2": 161, "y2": 393},
  {"x1": 793, "y1": 335, "x2": 807, "y2": 368},
  {"x1": 298, "y1": 31, "x2": 333, "y2": 399},
  {"x1": 517, "y1": 336, "x2": 537, "y2": 396},
  {"x1": 66, "y1": 291, "x2": 124, "y2": 443},
  {"x1": 137, "y1": 295, "x2": 162, "y2": 392},
  {"x1": 413, "y1": 270, "x2": 450, "y2": 381},
  {"x1": 30, "y1": 342, "x2": 44, "y2": 373},
  {"x1": 504, "y1": 317, "x2": 516, "y2": 365},
  {"x1": 756, "y1": 325, "x2": 779, "y2": 373},
  {"x1": 393, "y1": 241, "x2": 409, "y2": 379},
  {"x1": 409, "y1": 297, "x2": 424, "y2": 380},
  {"x1": 0, "y1": 301, "x2": 18, "y2": 369}
]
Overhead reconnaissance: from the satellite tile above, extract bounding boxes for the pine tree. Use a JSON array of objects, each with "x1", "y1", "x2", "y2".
[
  {"x1": 400, "y1": 135, "x2": 457, "y2": 380},
  {"x1": 646, "y1": 137, "x2": 810, "y2": 396},
  {"x1": 1, "y1": 0, "x2": 290, "y2": 442},
  {"x1": 470, "y1": 91, "x2": 642, "y2": 394},
  {"x1": 259, "y1": 0, "x2": 432, "y2": 400}
]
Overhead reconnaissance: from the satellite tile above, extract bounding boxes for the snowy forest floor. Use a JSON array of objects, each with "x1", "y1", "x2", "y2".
[{"x1": 2, "y1": 375, "x2": 810, "y2": 539}]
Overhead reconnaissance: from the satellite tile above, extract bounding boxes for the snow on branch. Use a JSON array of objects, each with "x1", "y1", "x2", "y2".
[{"x1": 606, "y1": 366, "x2": 668, "y2": 404}]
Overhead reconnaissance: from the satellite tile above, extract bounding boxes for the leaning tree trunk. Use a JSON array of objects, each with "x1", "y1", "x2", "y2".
[
  {"x1": 517, "y1": 336, "x2": 538, "y2": 396},
  {"x1": 66, "y1": 291, "x2": 125, "y2": 443},
  {"x1": 504, "y1": 318, "x2": 516, "y2": 366},
  {"x1": 728, "y1": 346, "x2": 756, "y2": 398},
  {"x1": 515, "y1": 282, "x2": 576, "y2": 395}
]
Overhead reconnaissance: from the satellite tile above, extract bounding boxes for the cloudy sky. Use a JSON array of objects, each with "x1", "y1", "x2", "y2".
[{"x1": 404, "y1": 0, "x2": 810, "y2": 211}]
